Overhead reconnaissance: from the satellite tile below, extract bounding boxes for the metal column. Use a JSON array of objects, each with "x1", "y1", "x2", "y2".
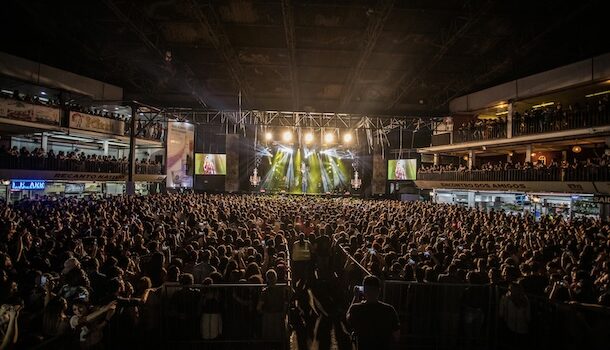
[{"x1": 126, "y1": 104, "x2": 137, "y2": 195}]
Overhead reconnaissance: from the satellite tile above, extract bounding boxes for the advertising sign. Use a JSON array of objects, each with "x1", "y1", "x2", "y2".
[
  {"x1": 11, "y1": 179, "x2": 46, "y2": 190},
  {"x1": 69, "y1": 111, "x2": 125, "y2": 135},
  {"x1": 166, "y1": 121, "x2": 194, "y2": 188},
  {"x1": 0, "y1": 98, "x2": 60, "y2": 125}
]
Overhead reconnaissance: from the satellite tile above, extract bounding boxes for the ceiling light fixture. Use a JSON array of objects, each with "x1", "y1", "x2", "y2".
[
  {"x1": 532, "y1": 102, "x2": 554, "y2": 108},
  {"x1": 585, "y1": 90, "x2": 610, "y2": 98}
]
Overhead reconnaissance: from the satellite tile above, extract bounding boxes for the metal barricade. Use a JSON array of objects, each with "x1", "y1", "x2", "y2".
[
  {"x1": 159, "y1": 284, "x2": 291, "y2": 350},
  {"x1": 382, "y1": 281, "x2": 494, "y2": 350}
]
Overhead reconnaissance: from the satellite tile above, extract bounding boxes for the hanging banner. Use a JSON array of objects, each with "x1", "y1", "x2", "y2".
[
  {"x1": 69, "y1": 111, "x2": 125, "y2": 135},
  {"x1": 415, "y1": 180, "x2": 598, "y2": 194},
  {"x1": 166, "y1": 121, "x2": 194, "y2": 188},
  {"x1": 0, "y1": 98, "x2": 61, "y2": 125}
]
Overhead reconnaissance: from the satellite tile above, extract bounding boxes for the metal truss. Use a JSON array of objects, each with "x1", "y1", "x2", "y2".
[
  {"x1": 280, "y1": 0, "x2": 299, "y2": 110},
  {"x1": 102, "y1": 0, "x2": 210, "y2": 108},
  {"x1": 186, "y1": 0, "x2": 254, "y2": 104},
  {"x1": 338, "y1": 0, "x2": 395, "y2": 110},
  {"x1": 163, "y1": 109, "x2": 429, "y2": 132},
  {"x1": 386, "y1": 0, "x2": 493, "y2": 110}
]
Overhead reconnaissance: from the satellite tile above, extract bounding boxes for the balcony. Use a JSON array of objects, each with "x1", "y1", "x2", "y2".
[
  {"x1": 0, "y1": 155, "x2": 164, "y2": 179},
  {"x1": 453, "y1": 121, "x2": 506, "y2": 143},
  {"x1": 513, "y1": 108, "x2": 610, "y2": 137},
  {"x1": 417, "y1": 167, "x2": 610, "y2": 182}
]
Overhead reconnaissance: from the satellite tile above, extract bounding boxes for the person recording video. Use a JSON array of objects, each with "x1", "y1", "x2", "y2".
[{"x1": 347, "y1": 276, "x2": 400, "y2": 350}]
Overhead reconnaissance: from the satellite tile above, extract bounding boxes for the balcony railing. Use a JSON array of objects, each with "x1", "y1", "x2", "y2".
[
  {"x1": 450, "y1": 109, "x2": 610, "y2": 145},
  {"x1": 513, "y1": 108, "x2": 610, "y2": 137},
  {"x1": 0, "y1": 156, "x2": 163, "y2": 175},
  {"x1": 453, "y1": 122, "x2": 506, "y2": 143},
  {"x1": 417, "y1": 167, "x2": 610, "y2": 182}
]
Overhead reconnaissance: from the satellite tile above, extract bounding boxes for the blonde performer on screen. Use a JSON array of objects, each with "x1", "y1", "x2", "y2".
[
  {"x1": 394, "y1": 160, "x2": 406, "y2": 180},
  {"x1": 203, "y1": 155, "x2": 217, "y2": 175}
]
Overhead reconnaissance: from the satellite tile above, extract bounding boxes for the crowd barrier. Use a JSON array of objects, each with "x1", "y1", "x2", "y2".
[
  {"x1": 0, "y1": 155, "x2": 163, "y2": 175},
  {"x1": 159, "y1": 284, "x2": 291, "y2": 350},
  {"x1": 417, "y1": 167, "x2": 610, "y2": 182},
  {"x1": 383, "y1": 281, "x2": 494, "y2": 350},
  {"x1": 331, "y1": 240, "x2": 372, "y2": 292},
  {"x1": 384, "y1": 282, "x2": 610, "y2": 350},
  {"x1": 334, "y1": 245, "x2": 610, "y2": 350}
]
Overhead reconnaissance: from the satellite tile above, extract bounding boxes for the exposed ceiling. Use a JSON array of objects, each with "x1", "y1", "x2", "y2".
[{"x1": 1, "y1": 0, "x2": 607, "y2": 115}]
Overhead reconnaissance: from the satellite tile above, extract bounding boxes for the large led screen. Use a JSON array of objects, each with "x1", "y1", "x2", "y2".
[
  {"x1": 195, "y1": 153, "x2": 227, "y2": 175},
  {"x1": 387, "y1": 159, "x2": 417, "y2": 180}
]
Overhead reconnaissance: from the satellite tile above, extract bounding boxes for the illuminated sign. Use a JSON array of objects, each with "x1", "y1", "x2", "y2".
[{"x1": 11, "y1": 180, "x2": 46, "y2": 190}]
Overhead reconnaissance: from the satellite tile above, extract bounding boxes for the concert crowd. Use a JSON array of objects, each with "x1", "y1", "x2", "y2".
[{"x1": 1, "y1": 194, "x2": 609, "y2": 349}]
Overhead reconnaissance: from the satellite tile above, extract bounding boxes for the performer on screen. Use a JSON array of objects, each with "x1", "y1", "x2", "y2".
[
  {"x1": 301, "y1": 161, "x2": 309, "y2": 193},
  {"x1": 394, "y1": 160, "x2": 406, "y2": 180},
  {"x1": 203, "y1": 155, "x2": 216, "y2": 175}
]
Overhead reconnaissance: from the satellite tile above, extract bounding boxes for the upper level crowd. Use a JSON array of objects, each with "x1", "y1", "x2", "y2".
[
  {"x1": 419, "y1": 154, "x2": 610, "y2": 173},
  {"x1": 1, "y1": 90, "x2": 163, "y2": 141},
  {"x1": 453, "y1": 94, "x2": 610, "y2": 142},
  {"x1": 0, "y1": 145, "x2": 163, "y2": 175}
]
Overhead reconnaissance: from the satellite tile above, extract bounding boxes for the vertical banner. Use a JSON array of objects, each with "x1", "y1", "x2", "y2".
[
  {"x1": 166, "y1": 121, "x2": 194, "y2": 188},
  {"x1": 225, "y1": 134, "x2": 240, "y2": 192},
  {"x1": 372, "y1": 147, "x2": 387, "y2": 195}
]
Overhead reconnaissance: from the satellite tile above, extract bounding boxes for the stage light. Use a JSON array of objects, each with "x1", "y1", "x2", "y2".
[
  {"x1": 324, "y1": 132, "x2": 335, "y2": 144},
  {"x1": 265, "y1": 132, "x2": 273, "y2": 141},
  {"x1": 279, "y1": 145, "x2": 293, "y2": 154},
  {"x1": 282, "y1": 130, "x2": 293, "y2": 143},
  {"x1": 304, "y1": 132, "x2": 314, "y2": 144},
  {"x1": 343, "y1": 132, "x2": 353, "y2": 143},
  {"x1": 572, "y1": 145, "x2": 582, "y2": 153}
]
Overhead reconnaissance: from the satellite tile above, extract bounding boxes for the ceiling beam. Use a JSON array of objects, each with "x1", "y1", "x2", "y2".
[
  {"x1": 338, "y1": 0, "x2": 395, "y2": 111},
  {"x1": 431, "y1": 0, "x2": 597, "y2": 109},
  {"x1": 186, "y1": 0, "x2": 254, "y2": 106},
  {"x1": 386, "y1": 0, "x2": 494, "y2": 111},
  {"x1": 102, "y1": 0, "x2": 210, "y2": 108},
  {"x1": 281, "y1": 0, "x2": 299, "y2": 110}
]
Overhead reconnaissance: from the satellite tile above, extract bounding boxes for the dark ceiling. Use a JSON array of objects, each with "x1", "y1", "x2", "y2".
[{"x1": 1, "y1": 0, "x2": 607, "y2": 115}]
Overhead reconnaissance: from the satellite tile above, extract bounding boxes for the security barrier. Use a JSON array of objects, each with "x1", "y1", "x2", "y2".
[{"x1": 159, "y1": 284, "x2": 291, "y2": 350}]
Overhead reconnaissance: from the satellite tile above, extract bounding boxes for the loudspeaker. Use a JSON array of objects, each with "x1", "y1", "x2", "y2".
[
  {"x1": 225, "y1": 134, "x2": 240, "y2": 192},
  {"x1": 372, "y1": 146, "x2": 387, "y2": 195}
]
